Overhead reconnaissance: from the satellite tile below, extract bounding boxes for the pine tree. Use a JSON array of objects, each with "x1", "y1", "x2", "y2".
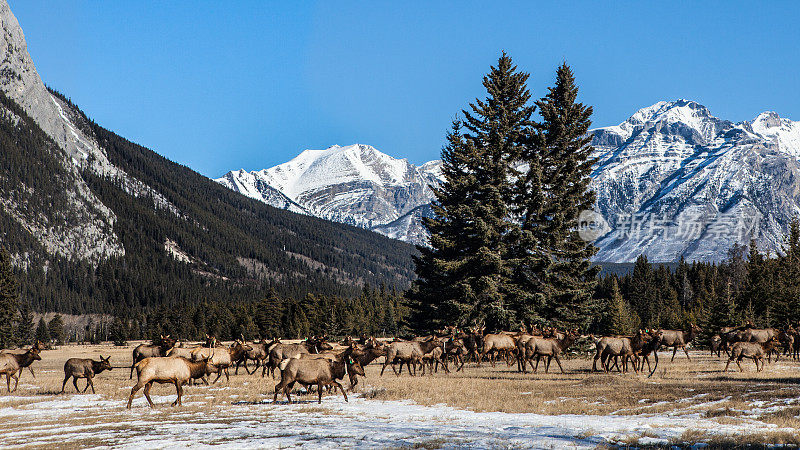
[
  {"x1": 524, "y1": 63, "x2": 599, "y2": 329},
  {"x1": 35, "y1": 317, "x2": 49, "y2": 343},
  {"x1": 48, "y1": 314, "x2": 65, "y2": 345},
  {"x1": 0, "y1": 248, "x2": 18, "y2": 348},
  {"x1": 408, "y1": 53, "x2": 534, "y2": 331},
  {"x1": 15, "y1": 300, "x2": 33, "y2": 345},
  {"x1": 604, "y1": 278, "x2": 633, "y2": 335}
]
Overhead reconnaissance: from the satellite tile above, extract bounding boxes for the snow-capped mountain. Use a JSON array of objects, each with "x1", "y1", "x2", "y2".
[
  {"x1": 590, "y1": 99, "x2": 800, "y2": 262},
  {"x1": 217, "y1": 144, "x2": 443, "y2": 245},
  {"x1": 220, "y1": 100, "x2": 800, "y2": 262}
]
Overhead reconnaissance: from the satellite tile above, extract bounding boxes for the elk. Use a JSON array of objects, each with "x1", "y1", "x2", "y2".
[
  {"x1": 380, "y1": 337, "x2": 443, "y2": 376},
  {"x1": 346, "y1": 338, "x2": 385, "y2": 391},
  {"x1": 266, "y1": 340, "x2": 312, "y2": 378},
  {"x1": 523, "y1": 329, "x2": 579, "y2": 374},
  {"x1": 658, "y1": 324, "x2": 701, "y2": 361},
  {"x1": 724, "y1": 337, "x2": 779, "y2": 372},
  {"x1": 61, "y1": 356, "x2": 112, "y2": 394},
  {"x1": 0, "y1": 340, "x2": 43, "y2": 380},
  {"x1": 190, "y1": 340, "x2": 252, "y2": 383},
  {"x1": 420, "y1": 345, "x2": 450, "y2": 375},
  {"x1": 479, "y1": 333, "x2": 516, "y2": 367},
  {"x1": 127, "y1": 356, "x2": 216, "y2": 408},
  {"x1": 0, "y1": 347, "x2": 41, "y2": 392},
  {"x1": 130, "y1": 335, "x2": 176, "y2": 379},
  {"x1": 596, "y1": 330, "x2": 651, "y2": 374},
  {"x1": 636, "y1": 329, "x2": 664, "y2": 377},
  {"x1": 710, "y1": 334, "x2": 723, "y2": 357},
  {"x1": 273, "y1": 347, "x2": 365, "y2": 404},
  {"x1": 237, "y1": 338, "x2": 280, "y2": 376}
]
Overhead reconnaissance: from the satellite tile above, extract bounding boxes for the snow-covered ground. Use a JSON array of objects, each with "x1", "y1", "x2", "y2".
[{"x1": 0, "y1": 388, "x2": 795, "y2": 448}]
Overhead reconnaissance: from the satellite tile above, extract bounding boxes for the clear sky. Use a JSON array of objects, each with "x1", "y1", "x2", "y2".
[{"x1": 9, "y1": 1, "x2": 800, "y2": 177}]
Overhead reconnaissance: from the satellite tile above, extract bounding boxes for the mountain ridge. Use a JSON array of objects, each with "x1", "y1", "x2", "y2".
[{"x1": 218, "y1": 100, "x2": 800, "y2": 262}]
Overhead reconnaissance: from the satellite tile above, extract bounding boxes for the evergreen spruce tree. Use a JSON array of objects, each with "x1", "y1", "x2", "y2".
[
  {"x1": 524, "y1": 63, "x2": 599, "y2": 329},
  {"x1": 0, "y1": 248, "x2": 18, "y2": 348},
  {"x1": 408, "y1": 53, "x2": 534, "y2": 331},
  {"x1": 604, "y1": 278, "x2": 631, "y2": 335},
  {"x1": 48, "y1": 314, "x2": 65, "y2": 345},
  {"x1": 15, "y1": 300, "x2": 34, "y2": 345},
  {"x1": 35, "y1": 317, "x2": 49, "y2": 344}
]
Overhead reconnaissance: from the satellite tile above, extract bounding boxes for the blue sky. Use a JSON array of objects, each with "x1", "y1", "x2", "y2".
[{"x1": 10, "y1": 1, "x2": 800, "y2": 177}]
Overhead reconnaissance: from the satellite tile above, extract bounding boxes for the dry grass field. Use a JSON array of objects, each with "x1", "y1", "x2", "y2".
[{"x1": 0, "y1": 341, "x2": 799, "y2": 448}]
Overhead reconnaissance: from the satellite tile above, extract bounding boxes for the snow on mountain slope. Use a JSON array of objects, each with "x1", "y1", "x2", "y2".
[
  {"x1": 218, "y1": 101, "x2": 800, "y2": 262},
  {"x1": 217, "y1": 144, "x2": 442, "y2": 244},
  {"x1": 590, "y1": 99, "x2": 800, "y2": 262}
]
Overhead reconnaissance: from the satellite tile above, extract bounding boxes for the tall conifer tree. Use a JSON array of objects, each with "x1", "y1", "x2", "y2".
[
  {"x1": 522, "y1": 63, "x2": 599, "y2": 328},
  {"x1": 408, "y1": 53, "x2": 534, "y2": 331}
]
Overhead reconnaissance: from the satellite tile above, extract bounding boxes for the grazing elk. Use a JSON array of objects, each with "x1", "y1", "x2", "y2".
[
  {"x1": 130, "y1": 335, "x2": 176, "y2": 379},
  {"x1": 524, "y1": 329, "x2": 579, "y2": 374},
  {"x1": 61, "y1": 356, "x2": 112, "y2": 394},
  {"x1": 658, "y1": 324, "x2": 701, "y2": 361},
  {"x1": 274, "y1": 347, "x2": 365, "y2": 404},
  {"x1": 0, "y1": 347, "x2": 41, "y2": 392},
  {"x1": 127, "y1": 355, "x2": 216, "y2": 408},
  {"x1": 724, "y1": 337, "x2": 779, "y2": 372},
  {"x1": 594, "y1": 330, "x2": 650, "y2": 374},
  {"x1": 380, "y1": 337, "x2": 443, "y2": 376}
]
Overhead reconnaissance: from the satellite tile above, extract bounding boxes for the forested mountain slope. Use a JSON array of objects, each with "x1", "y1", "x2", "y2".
[{"x1": 0, "y1": 0, "x2": 416, "y2": 316}]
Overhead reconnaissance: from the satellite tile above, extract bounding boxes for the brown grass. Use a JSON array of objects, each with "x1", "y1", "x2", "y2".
[{"x1": 1, "y1": 342, "x2": 799, "y2": 446}]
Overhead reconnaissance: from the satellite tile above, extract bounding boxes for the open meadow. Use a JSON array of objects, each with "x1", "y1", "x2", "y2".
[{"x1": 0, "y1": 341, "x2": 799, "y2": 448}]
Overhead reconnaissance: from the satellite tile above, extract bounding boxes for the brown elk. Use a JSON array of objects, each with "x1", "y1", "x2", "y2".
[
  {"x1": 380, "y1": 337, "x2": 443, "y2": 376},
  {"x1": 266, "y1": 340, "x2": 313, "y2": 378},
  {"x1": 190, "y1": 340, "x2": 252, "y2": 383},
  {"x1": 724, "y1": 337, "x2": 779, "y2": 372},
  {"x1": 710, "y1": 334, "x2": 723, "y2": 357},
  {"x1": 657, "y1": 324, "x2": 701, "y2": 361},
  {"x1": 597, "y1": 330, "x2": 651, "y2": 374},
  {"x1": 130, "y1": 335, "x2": 177, "y2": 379},
  {"x1": 127, "y1": 355, "x2": 216, "y2": 408},
  {"x1": 237, "y1": 338, "x2": 280, "y2": 376},
  {"x1": 0, "y1": 340, "x2": 44, "y2": 380},
  {"x1": 478, "y1": 333, "x2": 516, "y2": 367},
  {"x1": 274, "y1": 347, "x2": 365, "y2": 404},
  {"x1": 524, "y1": 329, "x2": 579, "y2": 374},
  {"x1": 0, "y1": 347, "x2": 41, "y2": 392},
  {"x1": 636, "y1": 329, "x2": 664, "y2": 377},
  {"x1": 61, "y1": 356, "x2": 112, "y2": 394}
]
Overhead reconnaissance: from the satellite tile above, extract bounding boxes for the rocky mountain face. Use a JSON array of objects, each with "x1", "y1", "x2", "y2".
[
  {"x1": 222, "y1": 101, "x2": 800, "y2": 263},
  {"x1": 0, "y1": 0, "x2": 416, "y2": 315},
  {"x1": 217, "y1": 144, "x2": 442, "y2": 245}
]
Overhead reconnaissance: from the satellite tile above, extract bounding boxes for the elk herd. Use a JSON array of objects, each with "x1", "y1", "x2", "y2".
[{"x1": 0, "y1": 320, "x2": 798, "y2": 407}]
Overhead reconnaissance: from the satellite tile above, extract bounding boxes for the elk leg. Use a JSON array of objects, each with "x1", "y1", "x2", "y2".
[
  {"x1": 533, "y1": 355, "x2": 541, "y2": 373},
  {"x1": 87, "y1": 376, "x2": 96, "y2": 394},
  {"x1": 736, "y1": 358, "x2": 744, "y2": 372},
  {"x1": 127, "y1": 382, "x2": 144, "y2": 408},
  {"x1": 273, "y1": 381, "x2": 283, "y2": 403},
  {"x1": 27, "y1": 367, "x2": 34, "y2": 379},
  {"x1": 592, "y1": 351, "x2": 600, "y2": 372},
  {"x1": 4, "y1": 373, "x2": 9, "y2": 393},
  {"x1": 11, "y1": 373, "x2": 19, "y2": 392},
  {"x1": 143, "y1": 382, "x2": 155, "y2": 408},
  {"x1": 61, "y1": 375, "x2": 70, "y2": 394},
  {"x1": 225, "y1": 367, "x2": 230, "y2": 383},
  {"x1": 318, "y1": 383, "x2": 323, "y2": 404},
  {"x1": 648, "y1": 352, "x2": 659, "y2": 378},
  {"x1": 724, "y1": 358, "x2": 732, "y2": 372},
  {"x1": 545, "y1": 355, "x2": 552, "y2": 373},
  {"x1": 334, "y1": 381, "x2": 348, "y2": 402},
  {"x1": 172, "y1": 382, "x2": 181, "y2": 406},
  {"x1": 683, "y1": 346, "x2": 691, "y2": 361},
  {"x1": 553, "y1": 355, "x2": 564, "y2": 374},
  {"x1": 671, "y1": 346, "x2": 678, "y2": 362}
]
